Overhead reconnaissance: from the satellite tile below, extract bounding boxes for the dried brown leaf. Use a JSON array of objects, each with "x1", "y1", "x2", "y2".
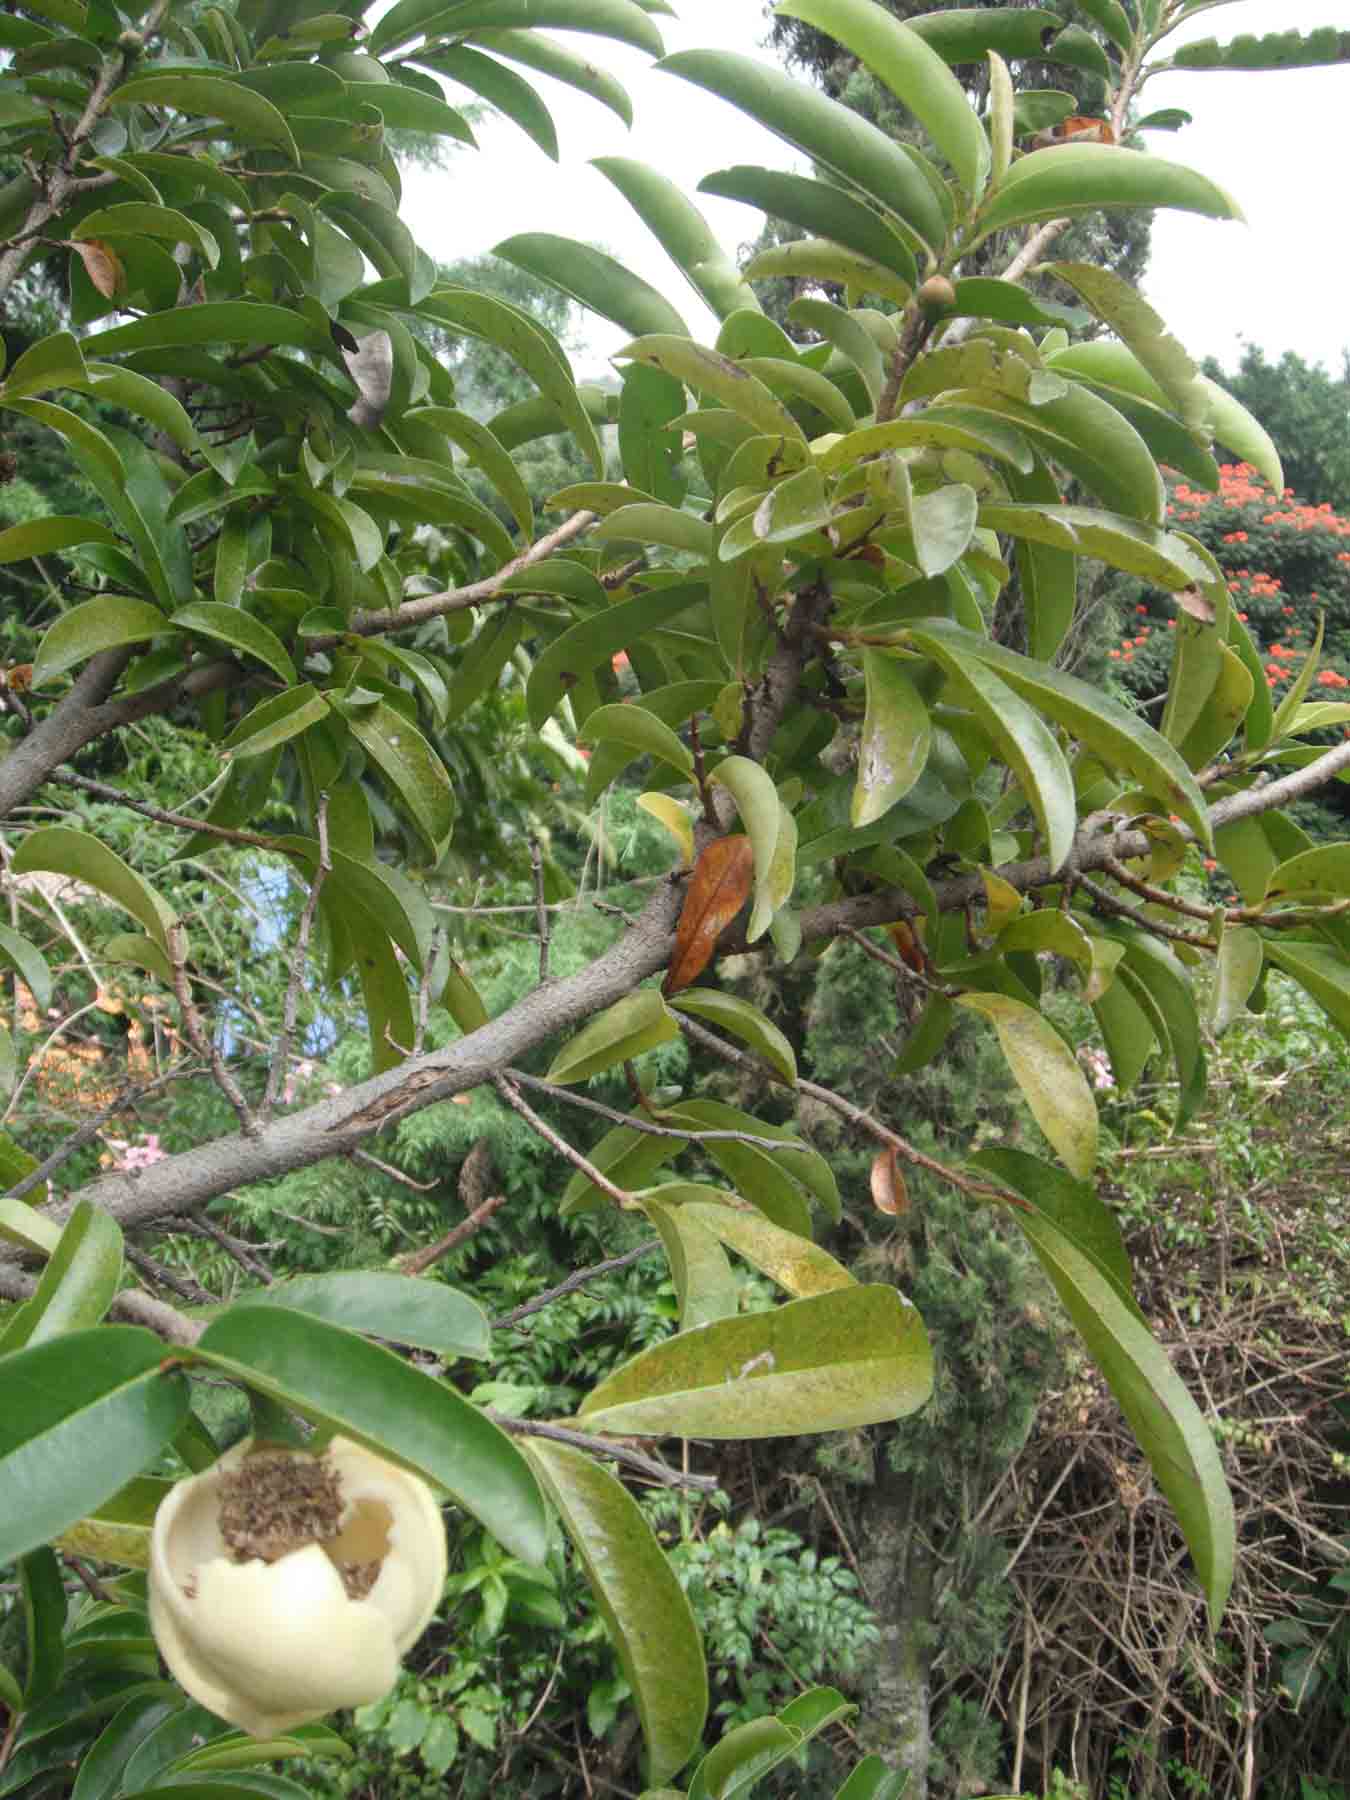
[
  {"x1": 663, "y1": 834, "x2": 754, "y2": 997},
  {"x1": 870, "y1": 1146, "x2": 909, "y2": 1216},
  {"x1": 68, "y1": 238, "x2": 125, "y2": 300}
]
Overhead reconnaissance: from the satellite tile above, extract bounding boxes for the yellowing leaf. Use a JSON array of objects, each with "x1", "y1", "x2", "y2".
[{"x1": 956, "y1": 993, "x2": 1098, "y2": 1177}]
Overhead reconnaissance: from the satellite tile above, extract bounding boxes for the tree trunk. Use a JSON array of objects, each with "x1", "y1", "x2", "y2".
[{"x1": 859, "y1": 1459, "x2": 935, "y2": 1799}]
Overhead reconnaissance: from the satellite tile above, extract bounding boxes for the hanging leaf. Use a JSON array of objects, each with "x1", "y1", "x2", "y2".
[
  {"x1": 12, "y1": 826, "x2": 179, "y2": 954},
  {"x1": 644, "y1": 1197, "x2": 740, "y2": 1330},
  {"x1": 956, "y1": 993, "x2": 1098, "y2": 1177},
  {"x1": 547, "y1": 988, "x2": 679, "y2": 1084},
  {"x1": 853, "y1": 652, "x2": 932, "y2": 827},
  {"x1": 664, "y1": 836, "x2": 755, "y2": 997},
  {"x1": 667, "y1": 988, "x2": 796, "y2": 1083},
  {"x1": 709, "y1": 756, "x2": 785, "y2": 944}
]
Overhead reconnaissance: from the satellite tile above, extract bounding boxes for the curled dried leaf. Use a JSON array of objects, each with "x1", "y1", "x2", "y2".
[
  {"x1": 870, "y1": 1147, "x2": 909, "y2": 1217},
  {"x1": 68, "y1": 238, "x2": 125, "y2": 300},
  {"x1": 344, "y1": 329, "x2": 395, "y2": 431},
  {"x1": 663, "y1": 835, "x2": 754, "y2": 998}
]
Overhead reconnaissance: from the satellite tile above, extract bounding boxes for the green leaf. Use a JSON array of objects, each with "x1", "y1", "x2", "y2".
[
  {"x1": 645, "y1": 1197, "x2": 740, "y2": 1330},
  {"x1": 82, "y1": 300, "x2": 332, "y2": 360},
  {"x1": 818, "y1": 408, "x2": 1032, "y2": 476},
  {"x1": 222, "y1": 686, "x2": 331, "y2": 759},
  {"x1": 111, "y1": 72, "x2": 299, "y2": 162},
  {"x1": 905, "y1": 5, "x2": 1062, "y2": 64},
  {"x1": 170, "y1": 602, "x2": 295, "y2": 687},
  {"x1": 525, "y1": 1441, "x2": 707, "y2": 1786},
  {"x1": 776, "y1": 0, "x2": 990, "y2": 198},
  {"x1": 581, "y1": 702, "x2": 694, "y2": 782},
  {"x1": 681, "y1": 1202, "x2": 854, "y2": 1298},
  {"x1": 593, "y1": 502, "x2": 714, "y2": 556},
  {"x1": 1264, "y1": 940, "x2": 1350, "y2": 1041},
  {"x1": 1043, "y1": 261, "x2": 1206, "y2": 433},
  {"x1": 709, "y1": 755, "x2": 785, "y2": 943},
  {"x1": 526, "y1": 581, "x2": 701, "y2": 730},
  {"x1": 657, "y1": 50, "x2": 946, "y2": 249},
  {"x1": 593, "y1": 155, "x2": 759, "y2": 321},
  {"x1": 852, "y1": 652, "x2": 932, "y2": 828},
  {"x1": 1072, "y1": 0, "x2": 1133, "y2": 52},
  {"x1": 688, "y1": 1721, "x2": 798, "y2": 1800},
  {"x1": 32, "y1": 595, "x2": 170, "y2": 689},
  {"x1": 975, "y1": 143, "x2": 1241, "y2": 236},
  {"x1": 956, "y1": 993, "x2": 1098, "y2": 1177},
  {"x1": 342, "y1": 699, "x2": 455, "y2": 857},
  {"x1": 75, "y1": 202, "x2": 219, "y2": 269},
  {"x1": 0, "y1": 515, "x2": 119, "y2": 563},
  {"x1": 579, "y1": 1285, "x2": 931, "y2": 1437},
  {"x1": 616, "y1": 335, "x2": 803, "y2": 442},
  {"x1": 194, "y1": 1307, "x2": 548, "y2": 1563},
  {"x1": 971, "y1": 1145, "x2": 1133, "y2": 1304},
  {"x1": 374, "y1": 0, "x2": 664, "y2": 57},
  {"x1": 6, "y1": 1201, "x2": 123, "y2": 1353},
  {"x1": 1266, "y1": 843, "x2": 1350, "y2": 902},
  {"x1": 0, "y1": 1197, "x2": 62, "y2": 1257},
  {"x1": 496, "y1": 232, "x2": 687, "y2": 340},
  {"x1": 910, "y1": 482, "x2": 978, "y2": 577},
  {"x1": 547, "y1": 988, "x2": 679, "y2": 1084},
  {"x1": 742, "y1": 239, "x2": 914, "y2": 310},
  {"x1": 2, "y1": 329, "x2": 89, "y2": 396},
  {"x1": 470, "y1": 27, "x2": 635, "y2": 128},
  {"x1": 71, "y1": 1695, "x2": 183, "y2": 1800},
  {"x1": 666, "y1": 990, "x2": 796, "y2": 1083},
  {"x1": 908, "y1": 629, "x2": 1077, "y2": 872},
  {"x1": 1208, "y1": 926, "x2": 1263, "y2": 1037},
  {"x1": 1107, "y1": 925, "x2": 1206, "y2": 1126},
  {"x1": 12, "y1": 826, "x2": 178, "y2": 953},
  {"x1": 0, "y1": 1327, "x2": 189, "y2": 1565},
  {"x1": 700, "y1": 166, "x2": 917, "y2": 288},
  {"x1": 787, "y1": 298, "x2": 886, "y2": 410},
  {"x1": 421, "y1": 45, "x2": 559, "y2": 159},
  {"x1": 349, "y1": 80, "x2": 474, "y2": 141},
  {"x1": 1014, "y1": 1209, "x2": 1234, "y2": 1621},
  {"x1": 232, "y1": 1272, "x2": 490, "y2": 1361},
  {"x1": 654, "y1": 1112, "x2": 813, "y2": 1241},
  {"x1": 19, "y1": 1546, "x2": 66, "y2": 1706}
]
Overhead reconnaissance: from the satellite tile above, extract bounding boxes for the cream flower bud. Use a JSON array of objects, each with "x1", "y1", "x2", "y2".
[{"x1": 149, "y1": 1436, "x2": 447, "y2": 1738}]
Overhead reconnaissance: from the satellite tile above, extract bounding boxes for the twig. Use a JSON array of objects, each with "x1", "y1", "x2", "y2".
[
  {"x1": 168, "y1": 923, "x2": 258, "y2": 1137},
  {"x1": 262, "y1": 793, "x2": 330, "y2": 1120},
  {"x1": 493, "y1": 1414, "x2": 719, "y2": 1492},
  {"x1": 46, "y1": 769, "x2": 283, "y2": 851},
  {"x1": 530, "y1": 838, "x2": 551, "y2": 984},
  {"x1": 397, "y1": 1190, "x2": 509, "y2": 1277},
  {"x1": 490, "y1": 1241, "x2": 660, "y2": 1330},
  {"x1": 174, "y1": 1213, "x2": 274, "y2": 1284},
  {"x1": 492, "y1": 1074, "x2": 634, "y2": 1207},
  {"x1": 506, "y1": 1068, "x2": 813, "y2": 1155},
  {"x1": 1076, "y1": 875, "x2": 1216, "y2": 948},
  {"x1": 353, "y1": 1147, "x2": 440, "y2": 1192},
  {"x1": 123, "y1": 1241, "x2": 216, "y2": 1307}
]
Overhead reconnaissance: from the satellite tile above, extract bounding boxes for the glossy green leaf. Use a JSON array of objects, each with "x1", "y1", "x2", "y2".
[
  {"x1": 957, "y1": 993, "x2": 1098, "y2": 1177},
  {"x1": 905, "y1": 5, "x2": 1062, "y2": 63},
  {"x1": 0, "y1": 515, "x2": 119, "y2": 563},
  {"x1": 667, "y1": 989, "x2": 796, "y2": 1083},
  {"x1": 0, "y1": 1197, "x2": 62, "y2": 1257},
  {"x1": 12, "y1": 826, "x2": 178, "y2": 953},
  {"x1": 31, "y1": 595, "x2": 170, "y2": 689},
  {"x1": 342, "y1": 699, "x2": 455, "y2": 856},
  {"x1": 547, "y1": 988, "x2": 679, "y2": 1084},
  {"x1": 908, "y1": 630, "x2": 1076, "y2": 871},
  {"x1": 658, "y1": 50, "x2": 946, "y2": 249},
  {"x1": 700, "y1": 166, "x2": 918, "y2": 288},
  {"x1": 526, "y1": 581, "x2": 702, "y2": 729},
  {"x1": 1044, "y1": 261, "x2": 1206, "y2": 433},
  {"x1": 741, "y1": 239, "x2": 913, "y2": 309},
  {"x1": 19, "y1": 1546, "x2": 66, "y2": 1706},
  {"x1": 496, "y1": 231, "x2": 687, "y2": 338},
  {"x1": 421, "y1": 45, "x2": 559, "y2": 158},
  {"x1": 910, "y1": 482, "x2": 978, "y2": 577},
  {"x1": 818, "y1": 408, "x2": 1032, "y2": 476},
  {"x1": 0, "y1": 1327, "x2": 189, "y2": 1565},
  {"x1": 1265, "y1": 941, "x2": 1350, "y2": 1041},
  {"x1": 1108, "y1": 925, "x2": 1206, "y2": 1127},
  {"x1": 170, "y1": 601, "x2": 295, "y2": 687},
  {"x1": 1176, "y1": 642, "x2": 1253, "y2": 771},
  {"x1": 616, "y1": 335, "x2": 803, "y2": 441},
  {"x1": 1072, "y1": 0, "x2": 1133, "y2": 51},
  {"x1": 581, "y1": 702, "x2": 695, "y2": 782},
  {"x1": 0, "y1": 921, "x2": 52, "y2": 1011},
  {"x1": 593, "y1": 156, "x2": 757, "y2": 320},
  {"x1": 232, "y1": 1272, "x2": 489, "y2": 1360},
  {"x1": 580, "y1": 1285, "x2": 931, "y2": 1437},
  {"x1": 914, "y1": 620, "x2": 1212, "y2": 845},
  {"x1": 526, "y1": 1441, "x2": 707, "y2": 1784},
  {"x1": 710, "y1": 755, "x2": 784, "y2": 944},
  {"x1": 194, "y1": 1307, "x2": 548, "y2": 1563},
  {"x1": 593, "y1": 502, "x2": 714, "y2": 556},
  {"x1": 277, "y1": 836, "x2": 432, "y2": 972},
  {"x1": 221, "y1": 686, "x2": 330, "y2": 759},
  {"x1": 1208, "y1": 926, "x2": 1263, "y2": 1037},
  {"x1": 1266, "y1": 843, "x2": 1350, "y2": 902},
  {"x1": 111, "y1": 72, "x2": 299, "y2": 162},
  {"x1": 1014, "y1": 1209, "x2": 1234, "y2": 1621},
  {"x1": 71, "y1": 1694, "x2": 184, "y2": 1800},
  {"x1": 682, "y1": 1202, "x2": 853, "y2": 1298},
  {"x1": 406, "y1": 404, "x2": 534, "y2": 541},
  {"x1": 972, "y1": 1145, "x2": 1133, "y2": 1304},
  {"x1": 976, "y1": 142, "x2": 1241, "y2": 236},
  {"x1": 470, "y1": 27, "x2": 635, "y2": 128},
  {"x1": 852, "y1": 652, "x2": 932, "y2": 828},
  {"x1": 787, "y1": 297, "x2": 885, "y2": 410},
  {"x1": 7, "y1": 1200, "x2": 123, "y2": 1353},
  {"x1": 777, "y1": 0, "x2": 990, "y2": 197},
  {"x1": 82, "y1": 300, "x2": 331, "y2": 359},
  {"x1": 75, "y1": 202, "x2": 219, "y2": 268},
  {"x1": 645, "y1": 1197, "x2": 740, "y2": 1330},
  {"x1": 1091, "y1": 973, "x2": 1156, "y2": 1094}
]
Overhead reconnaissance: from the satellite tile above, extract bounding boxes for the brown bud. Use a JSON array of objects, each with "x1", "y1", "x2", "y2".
[{"x1": 917, "y1": 275, "x2": 957, "y2": 314}]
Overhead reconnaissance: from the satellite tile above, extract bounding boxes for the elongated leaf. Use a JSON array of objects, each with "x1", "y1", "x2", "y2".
[
  {"x1": 194, "y1": 1307, "x2": 548, "y2": 1563},
  {"x1": 72, "y1": 1696, "x2": 187, "y2": 1800},
  {"x1": 742, "y1": 239, "x2": 913, "y2": 309},
  {"x1": 8, "y1": 1201, "x2": 123, "y2": 1352},
  {"x1": 495, "y1": 231, "x2": 687, "y2": 338},
  {"x1": 232, "y1": 1272, "x2": 489, "y2": 1360},
  {"x1": 1208, "y1": 926, "x2": 1263, "y2": 1037},
  {"x1": 0, "y1": 1197, "x2": 62, "y2": 1256},
  {"x1": 777, "y1": 0, "x2": 990, "y2": 197},
  {"x1": 645, "y1": 1197, "x2": 740, "y2": 1330},
  {"x1": 0, "y1": 922, "x2": 52, "y2": 1010},
  {"x1": 0, "y1": 1327, "x2": 188, "y2": 1565},
  {"x1": 700, "y1": 166, "x2": 917, "y2": 288},
  {"x1": 638, "y1": 792, "x2": 695, "y2": 865},
  {"x1": 579, "y1": 1285, "x2": 931, "y2": 1437},
  {"x1": 1044, "y1": 261, "x2": 1206, "y2": 432},
  {"x1": 405, "y1": 404, "x2": 534, "y2": 541},
  {"x1": 32, "y1": 595, "x2": 170, "y2": 689},
  {"x1": 111, "y1": 73, "x2": 298, "y2": 162},
  {"x1": 171, "y1": 602, "x2": 295, "y2": 686},
  {"x1": 470, "y1": 27, "x2": 635, "y2": 128},
  {"x1": 18, "y1": 1546, "x2": 66, "y2": 1706},
  {"x1": 222, "y1": 686, "x2": 330, "y2": 759},
  {"x1": 657, "y1": 50, "x2": 946, "y2": 249},
  {"x1": 1015, "y1": 1210, "x2": 1234, "y2": 1620},
  {"x1": 667, "y1": 989, "x2": 796, "y2": 1083},
  {"x1": 709, "y1": 756, "x2": 785, "y2": 944},
  {"x1": 908, "y1": 630, "x2": 1076, "y2": 871},
  {"x1": 0, "y1": 516, "x2": 119, "y2": 563},
  {"x1": 582, "y1": 702, "x2": 695, "y2": 786},
  {"x1": 593, "y1": 156, "x2": 757, "y2": 320},
  {"x1": 547, "y1": 988, "x2": 679, "y2": 1083},
  {"x1": 664, "y1": 836, "x2": 754, "y2": 997},
  {"x1": 342, "y1": 699, "x2": 455, "y2": 856},
  {"x1": 12, "y1": 826, "x2": 178, "y2": 953},
  {"x1": 593, "y1": 502, "x2": 714, "y2": 556},
  {"x1": 956, "y1": 993, "x2": 1097, "y2": 1177},
  {"x1": 83, "y1": 301, "x2": 331, "y2": 359},
  {"x1": 421, "y1": 45, "x2": 559, "y2": 158},
  {"x1": 853, "y1": 652, "x2": 932, "y2": 827},
  {"x1": 1265, "y1": 941, "x2": 1350, "y2": 1041},
  {"x1": 616, "y1": 335, "x2": 803, "y2": 441},
  {"x1": 975, "y1": 142, "x2": 1241, "y2": 235},
  {"x1": 910, "y1": 482, "x2": 978, "y2": 576},
  {"x1": 1266, "y1": 843, "x2": 1350, "y2": 902},
  {"x1": 526, "y1": 1442, "x2": 707, "y2": 1785},
  {"x1": 682, "y1": 1202, "x2": 853, "y2": 1298},
  {"x1": 526, "y1": 581, "x2": 702, "y2": 729}
]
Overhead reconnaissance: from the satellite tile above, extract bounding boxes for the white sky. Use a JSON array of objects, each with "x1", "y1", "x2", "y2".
[{"x1": 401, "y1": 1, "x2": 1349, "y2": 381}]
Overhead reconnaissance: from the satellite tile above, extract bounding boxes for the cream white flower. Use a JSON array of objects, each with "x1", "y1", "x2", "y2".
[{"x1": 149, "y1": 1435, "x2": 447, "y2": 1738}]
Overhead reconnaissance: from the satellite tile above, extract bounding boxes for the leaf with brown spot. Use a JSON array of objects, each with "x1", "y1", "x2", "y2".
[
  {"x1": 870, "y1": 1147, "x2": 908, "y2": 1216},
  {"x1": 67, "y1": 239, "x2": 125, "y2": 300},
  {"x1": 663, "y1": 835, "x2": 753, "y2": 997},
  {"x1": 1177, "y1": 587, "x2": 1214, "y2": 624}
]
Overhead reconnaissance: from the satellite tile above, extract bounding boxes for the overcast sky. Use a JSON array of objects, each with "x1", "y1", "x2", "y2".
[{"x1": 401, "y1": 1, "x2": 1349, "y2": 381}]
